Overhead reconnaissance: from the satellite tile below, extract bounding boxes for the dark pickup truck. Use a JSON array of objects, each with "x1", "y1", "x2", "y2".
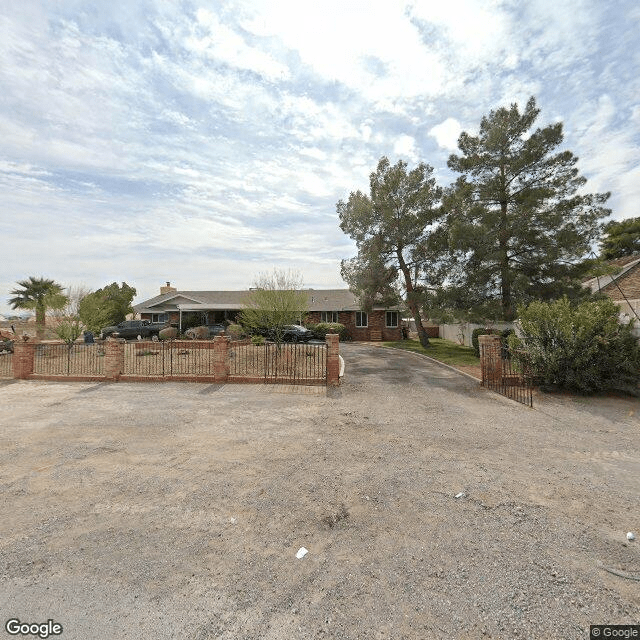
[{"x1": 100, "y1": 320, "x2": 168, "y2": 340}]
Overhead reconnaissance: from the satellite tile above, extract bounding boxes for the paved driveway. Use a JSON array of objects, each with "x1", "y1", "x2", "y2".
[{"x1": 0, "y1": 344, "x2": 638, "y2": 639}]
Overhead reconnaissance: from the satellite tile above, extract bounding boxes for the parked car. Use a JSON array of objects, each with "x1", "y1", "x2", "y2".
[
  {"x1": 259, "y1": 324, "x2": 314, "y2": 343},
  {"x1": 100, "y1": 320, "x2": 170, "y2": 340}
]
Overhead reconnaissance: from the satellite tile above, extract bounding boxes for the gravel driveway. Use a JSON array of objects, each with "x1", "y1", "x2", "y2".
[{"x1": 1, "y1": 343, "x2": 638, "y2": 639}]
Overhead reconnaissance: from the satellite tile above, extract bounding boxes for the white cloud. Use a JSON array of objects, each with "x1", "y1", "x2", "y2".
[
  {"x1": 429, "y1": 118, "x2": 462, "y2": 151},
  {"x1": 393, "y1": 135, "x2": 419, "y2": 163}
]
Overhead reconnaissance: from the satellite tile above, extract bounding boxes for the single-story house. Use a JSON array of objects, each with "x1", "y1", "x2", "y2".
[
  {"x1": 134, "y1": 282, "x2": 402, "y2": 341},
  {"x1": 582, "y1": 254, "x2": 640, "y2": 317}
]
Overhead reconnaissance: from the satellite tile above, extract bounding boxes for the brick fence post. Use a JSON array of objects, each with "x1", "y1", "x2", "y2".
[
  {"x1": 326, "y1": 333, "x2": 340, "y2": 386},
  {"x1": 478, "y1": 334, "x2": 502, "y2": 386},
  {"x1": 213, "y1": 335, "x2": 229, "y2": 383},
  {"x1": 13, "y1": 340, "x2": 36, "y2": 379},
  {"x1": 104, "y1": 338, "x2": 125, "y2": 381}
]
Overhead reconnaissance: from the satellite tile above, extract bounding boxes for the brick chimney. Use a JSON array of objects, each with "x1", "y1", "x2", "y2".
[{"x1": 160, "y1": 281, "x2": 177, "y2": 295}]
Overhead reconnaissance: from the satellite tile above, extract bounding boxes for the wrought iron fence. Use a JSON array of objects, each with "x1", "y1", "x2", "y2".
[
  {"x1": 0, "y1": 351, "x2": 12, "y2": 378},
  {"x1": 229, "y1": 342, "x2": 327, "y2": 384},
  {"x1": 33, "y1": 343, "x2": 105, "y2": 377},
  {"x1": 123, "y1": 341, "x2": 216, "y2": 378},
  {"x1": 481, "y1": 347, "x2": 534, "y2": 407}
]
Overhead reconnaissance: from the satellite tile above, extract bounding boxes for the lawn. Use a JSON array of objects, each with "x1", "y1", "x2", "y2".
[{"x1": 382, "y1": 337, "x2": 479, "y2": 367}]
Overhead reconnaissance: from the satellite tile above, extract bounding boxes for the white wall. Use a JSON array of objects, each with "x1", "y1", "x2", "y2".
[{"x1": 438, "y1": 322, "x2": 516, "y2": 347}]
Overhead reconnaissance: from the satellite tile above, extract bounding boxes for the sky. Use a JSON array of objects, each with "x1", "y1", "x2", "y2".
[{"x1": 1, "y1": 0, "x2": 639, "y2": 315}]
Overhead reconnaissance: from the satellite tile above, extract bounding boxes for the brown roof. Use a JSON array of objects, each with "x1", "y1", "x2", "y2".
[{"x1": 582, "y1": 255, "x2": 640, "y2": 294}]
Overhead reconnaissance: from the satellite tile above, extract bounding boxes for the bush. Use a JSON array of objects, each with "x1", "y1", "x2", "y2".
[
  {"x1": 226, "y1": 324, "x2": 245, "y2": 340},
  {"x1": 308, "y1": 322, "x2": 349, "y2": 341},
  {"x1": 512, "y1": 297, "x2": 640, "y2": 395},
  {"x1": 471, "y1": 327, "x2": 515, "y2": 357},
  {"x1": 251, "y1": 334, "x2": 265, "y2": 346},
  {"x1": 471, "y1": 328, "x2": 500, "y2": 357}
]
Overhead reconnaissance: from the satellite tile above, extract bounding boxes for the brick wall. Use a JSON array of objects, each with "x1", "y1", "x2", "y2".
[{"x1": 306, "y1": 310, "x2": 401, "y2": 341}]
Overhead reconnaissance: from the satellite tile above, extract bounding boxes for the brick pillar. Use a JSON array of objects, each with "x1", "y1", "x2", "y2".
[
  {"x1": 326, "y1": 333, "x2": 340, "y2": 386},
  {"x1": 13, "y1": 340, "x2": 36, "y2": 379},
  {"x1": 478, "y1": 334, "x2": 502, "y2": 386},
  {"x1": 104, "y1": 338, "x2": 125, "y2": 380},
  {"x1": 213, "y1": 336, "x2": 229, "y2": 383}
]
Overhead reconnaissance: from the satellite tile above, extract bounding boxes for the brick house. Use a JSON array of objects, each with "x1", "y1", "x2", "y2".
[
  {"x1": 134, "y1": 283, "x2": 402, "y2": 341},
  {"x1": 582, "y1": 254, "x2": 640, "y2": 317}
]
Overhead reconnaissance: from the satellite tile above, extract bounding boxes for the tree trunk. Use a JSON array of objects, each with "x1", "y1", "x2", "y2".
[
  {"x1": 397, "y1": 250, "x2": 430, "y2": 347},
  {"x1": 36, "y1": 304, "x2": 45, "y2": 339}
]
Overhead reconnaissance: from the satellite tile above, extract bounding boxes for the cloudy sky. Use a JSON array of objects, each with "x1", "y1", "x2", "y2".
[{"x1": 1, "y1": 0, "x2": 639, "y2": 314}]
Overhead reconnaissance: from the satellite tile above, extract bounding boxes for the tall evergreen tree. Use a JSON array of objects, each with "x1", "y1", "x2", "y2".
[
  {"x1": 338, "y1": 156, "x2": 443, "y2": 347},
  {"x1": 601, "y1": 216, "x2": 640, "y2": 260},
  {"x1": 444, "y1": 97, "x2": 610, "y2": 320}
]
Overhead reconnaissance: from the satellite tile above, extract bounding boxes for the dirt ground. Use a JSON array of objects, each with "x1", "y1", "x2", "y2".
[{"x1": 0, "y1": 343, "x2": 638, "y2": 639}]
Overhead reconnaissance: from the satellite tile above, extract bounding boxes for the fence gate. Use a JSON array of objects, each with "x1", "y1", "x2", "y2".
[
  {"x1": 229, "y1": 341, "x2": 327, "y2": 385},
  {"x1": 123, "y1": 341, "x2": 216, "y2": 378},
  {"x1": 481, "y1": 346, "x2": 534, "y2": 407}
]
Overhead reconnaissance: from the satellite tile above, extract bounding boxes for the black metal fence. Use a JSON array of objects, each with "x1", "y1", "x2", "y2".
[
  {"x1": 229, "y1": 342, "x2": 327, "y2": 384},
  {"x1": 123, "y1": 341, "x2": 216, "y2": 378},
  {"x1": 0, "y1": 351, "x2": 12, "y2": 378},
  {"x1": 33, "y1": 343, "x2": 105, "y2": 377},
  {"x1": 481, "y1": 347, "x2": 534, "y2": 407}
]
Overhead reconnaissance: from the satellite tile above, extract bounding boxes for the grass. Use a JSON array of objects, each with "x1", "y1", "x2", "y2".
[{"x1": 382, "y1": 337, "x2": 479, "y2": 367}]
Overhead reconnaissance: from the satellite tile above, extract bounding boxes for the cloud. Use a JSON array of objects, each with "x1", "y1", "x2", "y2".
[
  {"x1": 0, "y1": 1, "x2": 639, "y2": 312},
  {"x1": 428, "y1": 118, "x2": 462, "y2": 151}
]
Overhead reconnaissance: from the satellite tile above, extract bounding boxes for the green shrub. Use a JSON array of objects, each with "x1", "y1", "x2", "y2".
[
  {"x1": 471, "y1": 327, "x2": 515, "y2": 357},
  {"x1": 251, "y1": 334, "x2": 265, "y2": 346},
  {"x1": 309, "y1": 322, "x2": 349, "y2": 341},
  {"x1": 226, "y1": 324, "x2": 245, "y2": 340},
  {"x1": 512, "y1": 297, "x2": 640, "y2": 395},
  {"x1": 471, "y1": 328, "x2": 500, "y2": 357}
]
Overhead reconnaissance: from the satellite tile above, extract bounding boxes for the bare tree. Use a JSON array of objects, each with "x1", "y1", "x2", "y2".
[{"x1": 239, "y1": 269, "x2": 308, "y2": 344}]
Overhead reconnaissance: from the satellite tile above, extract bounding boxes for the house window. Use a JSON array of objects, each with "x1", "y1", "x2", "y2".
[
  {"x1": 321, "y1": 311, "x2": 338, "y2": 323},
  {"x1": 355, "y1": 311, "x2": 368, "y2": 328},
  {"x1": 386, "y1": 311, "x2": 399, "y2": 328},
  {"x1": 151, "y1": 313, "x2": 168, "y2": 323}
]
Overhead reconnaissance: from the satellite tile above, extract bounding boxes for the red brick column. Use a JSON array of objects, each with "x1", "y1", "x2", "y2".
[
  {"x1": 13, "y1": 340, "x2": 36, "y2": 379},
  {"x1": 326, "y1": 333, "x2": 340, "y2": 386},
  {"x1": 213, "y1": 336, "x2": 229, "y2": 383},
  {"x1": 105, "y1": 338, "x2": 125, "y2": 381},
  {"x1": 478, "y1": 334, "x2": 502, "y2": 385}
]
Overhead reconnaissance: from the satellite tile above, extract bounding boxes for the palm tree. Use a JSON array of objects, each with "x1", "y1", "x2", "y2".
[{"x1": 9, "y1": 277, "x2": 68, "y2": 338}]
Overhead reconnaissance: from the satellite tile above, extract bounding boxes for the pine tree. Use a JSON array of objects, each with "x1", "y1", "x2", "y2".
[{"x1": 444, "y1": 97, "x2": 610, "y2": 320}]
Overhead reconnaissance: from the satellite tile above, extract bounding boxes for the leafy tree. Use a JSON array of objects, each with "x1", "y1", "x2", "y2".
[
  {"x1": 444, "y1": 97, "x2": 611, "y2": 320},
  {"x1": 511, "y1": 297, "x2": 640, "y2": 395},
  {"x1": 51, "y1": 285, "x2": 92, "y2": 345},
  {"x1": 338, "y1": 156, "x2": 443, "y2": 347},
  {"x1": 239, "y1": 269, "x2": 308, "y2": 345},
  {"x1": 9, "y1": 276, "x2": 67, "y2": 338},
  {"x1": 601, "y1": 216, "x2": 640, "y2": 259},
  {"x1": 78, "y1": 282, "x2": 136, "y2": 333}
]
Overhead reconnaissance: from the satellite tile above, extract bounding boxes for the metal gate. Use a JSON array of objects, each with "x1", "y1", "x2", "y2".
[
  {"x1": 229, "y1": 342, "x2": 327, "y2": 384},
  {"x1": 123, "y1": 341, "x2": 216, "y2": 378},
  {"x1": 481, "y1": 347, "x2": 534, "y2": 407}
]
